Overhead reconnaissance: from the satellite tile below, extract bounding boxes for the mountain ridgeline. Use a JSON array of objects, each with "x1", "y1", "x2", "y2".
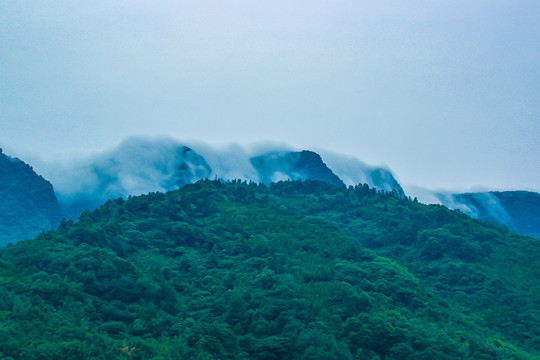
[
  {"x1": 1, "y1": 180, "x2": 540, "y2": 359},
  {"x1": 1, "y1": 138, "x2": 539, "y2": 244},
  {"x1": 45, "y1": 138, "x2": 405, "y2": 220},
  {"x1": 0, "y1": 148, "x2": 59, "y2": 246},
  {"x1": 250, "y1": 150, "x2": 344, "y2": 187},
  {"x1": 437, "y1": 191, "x2": 540, "y2": 239}
]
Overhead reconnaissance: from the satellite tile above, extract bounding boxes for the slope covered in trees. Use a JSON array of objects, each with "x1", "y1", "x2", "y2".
[
  {"x1": 0, "y1": 149, "x2": 59, "y2": 246},
  {"x1": 1, "y1": 180, "x2": 539, "y2": 359}
]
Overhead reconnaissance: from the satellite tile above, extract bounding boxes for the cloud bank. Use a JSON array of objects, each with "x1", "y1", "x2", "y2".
[{"x1": 32, "y1": 136, "x2": 404, "y2": 218}]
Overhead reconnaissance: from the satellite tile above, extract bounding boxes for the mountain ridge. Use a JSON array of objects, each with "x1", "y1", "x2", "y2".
[
  {"x1": 1, "y1": 137, "x2": 538, "y2": 243},
  {"x1": 436, "y1": 190, "x2": 540, "y2": 239},
  {"x1": 0, "y1": 148, "x2": 60, "y2": 246},
  {"x1": 41, "y1": 137, "x2": 404, "y2": 219}
]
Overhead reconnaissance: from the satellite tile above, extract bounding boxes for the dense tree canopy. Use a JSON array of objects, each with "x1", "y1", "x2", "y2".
[{"x1": 1, "y1": 180, "x2": 539, "y2": 359}]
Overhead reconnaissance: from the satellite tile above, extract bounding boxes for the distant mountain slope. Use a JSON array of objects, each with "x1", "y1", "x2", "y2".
[
  {"x1": 0, "y1": 148, "x2": 59, "y2": 246},
  {"x1": 251, "y1": 150, "x2": 344, "y2": 186},
  {"x1": 43, "y1": 137, "x2": 403, "y2": 219},
  {"x1": 318, "y1": 150, "x2": 405, "y2": 196},
  {"x1": 437, "y1": 191, "x2": 540, "y2": 239},
  {"x1": 5, "y1": 137, "x2": 538, "y2": 244},
  {"x1": 56, "y1": 138, "x2": 213, "y2": 219},
  {"x1": 1, "y1": 180, "x2": 539, "y2": 359}
]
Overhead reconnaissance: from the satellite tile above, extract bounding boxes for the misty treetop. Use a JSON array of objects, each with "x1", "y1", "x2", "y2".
[{"x1": 1, "y1": 180, "x2": 540, "y2": 359}]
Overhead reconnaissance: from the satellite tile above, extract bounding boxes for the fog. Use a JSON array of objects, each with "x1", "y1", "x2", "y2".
[{"x1": 22, "y1": 136, "x2": 405, "y2": 217}]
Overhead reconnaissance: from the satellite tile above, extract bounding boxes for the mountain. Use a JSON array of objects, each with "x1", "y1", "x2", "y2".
[
  {"x1": 1, "y1": 180, "x2": 539, "y2": 359},
  {"x1": 250, "y1": 150, "x2": 344, "y2": 186},
  {"x1": 4, "y1": 136, "x2": 537, "y2": 245},
  {"x1": 318, "y1": 150, "x2": 405, "y2": 195},
  {"x1": 0, "y1": 148, "x2": 60, "y2": 246},
  {"x1": 43, "y1": 137, "x2": 403, "y2": 219},
  {"x1": 56, "y1": 138, "x2": 212, "y2": 219},
  {"x1": 436, "y1": 191, "x2": 540, "y2": 239}
]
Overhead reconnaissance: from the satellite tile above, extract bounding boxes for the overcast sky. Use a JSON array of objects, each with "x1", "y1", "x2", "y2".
[{"x1": 1, "y1": 1, "x2": 539, "y2": 192}]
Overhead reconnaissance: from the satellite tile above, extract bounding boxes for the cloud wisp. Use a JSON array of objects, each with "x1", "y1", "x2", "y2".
[{"x1": 31, "y1": 136, "x2": 404, "y2": 218}]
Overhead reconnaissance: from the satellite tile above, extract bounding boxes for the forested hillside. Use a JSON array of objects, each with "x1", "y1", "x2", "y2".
[
  {"x1": 1, "y1": 180, "x2": 539, "y2": 359},
  {"x1": 0, "y1": 149, "x2": 59, "y2": 246}
]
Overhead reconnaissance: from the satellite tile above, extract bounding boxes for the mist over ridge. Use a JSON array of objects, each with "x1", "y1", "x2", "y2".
[
  {"x1": 33, "y1": 136, "x2": 403, "y2": 219},
  {"x1": 2, "y1": 136, "x2": 540, "y2": 241},
  {"x1": 4, "y1": 135, "x2": 539, "y2": 239}
]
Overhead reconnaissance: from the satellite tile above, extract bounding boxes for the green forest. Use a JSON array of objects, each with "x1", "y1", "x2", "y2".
[{"x1": 1, "y1": 180, "x2": 540, "y2": 359}]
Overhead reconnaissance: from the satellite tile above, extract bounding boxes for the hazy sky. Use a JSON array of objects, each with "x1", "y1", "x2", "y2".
[{"x1": 1, "y1": 1, "x2": 539, "y2": 191}]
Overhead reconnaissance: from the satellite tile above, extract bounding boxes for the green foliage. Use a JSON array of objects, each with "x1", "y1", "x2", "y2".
[{"x1": 1, "y1": 180, "x2": 540, "y2": 359}]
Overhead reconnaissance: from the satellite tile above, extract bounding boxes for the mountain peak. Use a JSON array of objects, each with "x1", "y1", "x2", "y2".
[{"x1": 250, "y1": 150, "x2": 344, "y2": 186}]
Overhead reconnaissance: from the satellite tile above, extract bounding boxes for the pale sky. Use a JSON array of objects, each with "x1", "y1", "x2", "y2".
[{"x1": 1, "y1": 1, "x2": 539, "y2": 192}]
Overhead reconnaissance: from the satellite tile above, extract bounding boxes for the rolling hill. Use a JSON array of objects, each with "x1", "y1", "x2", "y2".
[{"x1": 1, "y1": 180, "x2": 539, "y2": 359}]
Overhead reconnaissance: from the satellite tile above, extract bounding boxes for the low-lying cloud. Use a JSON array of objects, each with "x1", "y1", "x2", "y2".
[{"x1": 29, "y1": 136, "x2": 405, "y2": 218}]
